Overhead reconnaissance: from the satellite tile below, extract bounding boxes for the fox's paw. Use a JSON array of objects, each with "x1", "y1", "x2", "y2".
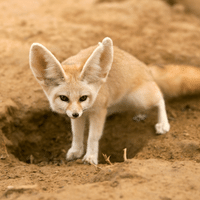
[
  {"x1": 155, "y1": 122, "x2": 170, "y2": 134},
  {"x1": 82, "y1": 153, "x2": 98, "y2": 165},
  {"x1": 66, "y1": 147, "x2": 84, "y2": 161}
]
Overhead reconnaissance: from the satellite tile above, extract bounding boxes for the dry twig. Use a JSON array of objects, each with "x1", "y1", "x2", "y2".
[
  {"x1": 30, "y1": 155, "x2": 34, "y2": 164},
  {"x1": 102, "y1": 153, "x2": 113, "y2": 165},
  {"x1": 89, "y1": 162, "x2": 102, "y2": 170},
  {"x1": 123, "y1": 148, "x2": 127, "y2": 162},
  {"x1": 0, "y1": 130, "x2": 9, "y2": 159}
]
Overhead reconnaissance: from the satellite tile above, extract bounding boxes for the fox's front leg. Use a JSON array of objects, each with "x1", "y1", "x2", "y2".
[
  {"x1": 83, "y1": 109, "x2": 107, "y2": 165},
  {"x1": 66, "y1": 116, "x2": 85, "y2": 161}
]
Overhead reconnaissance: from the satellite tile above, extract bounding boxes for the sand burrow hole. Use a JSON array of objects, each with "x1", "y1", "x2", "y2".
[{"x1": 0, "y1": 101, "x2": 156, "y2": 164}]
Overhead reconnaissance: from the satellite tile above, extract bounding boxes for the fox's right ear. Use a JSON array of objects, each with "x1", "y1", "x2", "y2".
[{"x1": 29, "y1": 43, "x2": 65, "y2": 86}]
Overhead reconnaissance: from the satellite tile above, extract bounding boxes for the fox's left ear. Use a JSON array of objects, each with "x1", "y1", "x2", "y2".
[
  {"x1": 80, "y1": 37, "x2": 113, "y2": 83},
  {"x1": 29, "y1": 43, "x2": 65, "y2": 86}
]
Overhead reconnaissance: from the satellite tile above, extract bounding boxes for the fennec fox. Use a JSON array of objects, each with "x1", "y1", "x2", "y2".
[{"x1": 29, "y1": 37, "x2": 200, "y2": 164}]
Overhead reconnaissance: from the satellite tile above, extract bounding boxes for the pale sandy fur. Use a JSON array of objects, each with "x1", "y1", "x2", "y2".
[
  {"x1": 62, "y1": 46, "x2": 158, "y2": 112},
  {"x1": 149, "y1": 64, "x2": 200, "y2": 98}
]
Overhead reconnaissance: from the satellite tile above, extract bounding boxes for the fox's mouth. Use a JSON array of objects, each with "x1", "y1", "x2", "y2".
[
  {"x1": 70, "y1": 116, "x2": 80, "y2": 119},
  {"x1": 67, "y1": 115, "x2": 80, "y2": 119}
]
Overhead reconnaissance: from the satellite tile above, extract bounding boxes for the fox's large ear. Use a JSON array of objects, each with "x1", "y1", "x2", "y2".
[
  {"x1": 80, "y1": 37, "x2": 113, "y2": 83},
  {"x1": 29, "y1": 43, "x2": 65, "y2": 86}
]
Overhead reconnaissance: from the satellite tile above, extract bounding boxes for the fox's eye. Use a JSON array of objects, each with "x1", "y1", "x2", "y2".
[
  {"x1": 60, "y1": 95, "x2": 69, "y2": 102},
  {"x1": 79, "y1": 95, "x2": 88, "y2": 102}
]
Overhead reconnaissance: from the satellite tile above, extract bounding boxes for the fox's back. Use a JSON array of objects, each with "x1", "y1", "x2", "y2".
[{"x1": 106, "y1": 46, "x2": 153, "y2": 102}]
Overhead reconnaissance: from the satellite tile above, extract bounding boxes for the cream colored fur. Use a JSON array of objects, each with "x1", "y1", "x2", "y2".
[{"x1": 29, "y1": 37, "x2": 199, "y2": 164}]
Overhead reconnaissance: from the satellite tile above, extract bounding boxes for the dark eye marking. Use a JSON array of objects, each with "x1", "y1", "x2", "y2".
[
  {"x1": 60, "y1": 95, "x2": 69, "y2": 102},
  {"x1": 79, "y1": 95, "x2": 88, "y2": 102}
]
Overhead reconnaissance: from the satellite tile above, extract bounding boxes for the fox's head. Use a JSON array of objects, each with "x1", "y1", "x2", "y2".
[{"x1": 29, "y1": 37, "x2": 113, "y2": 119}]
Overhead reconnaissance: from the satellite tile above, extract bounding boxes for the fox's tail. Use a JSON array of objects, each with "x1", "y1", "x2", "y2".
[{"x1": 149, "y1": 64, "x2": 200, "y2": 98}]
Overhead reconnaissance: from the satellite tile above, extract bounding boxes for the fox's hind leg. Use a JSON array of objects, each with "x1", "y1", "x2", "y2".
[
  {"x1": 128, "y1": 81, "x2": 170, "y2": 134},
  {"x1": 155, "y1": 98, "x2": 170, "y2": 134}
]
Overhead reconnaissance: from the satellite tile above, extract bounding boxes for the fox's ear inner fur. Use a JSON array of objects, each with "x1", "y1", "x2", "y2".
[
  {"x1": 80, "y1": 37, "x2": 113, "y2": 83},
  {"x1": 29, "y1": 43, "x2": 65, "y2": 86}
]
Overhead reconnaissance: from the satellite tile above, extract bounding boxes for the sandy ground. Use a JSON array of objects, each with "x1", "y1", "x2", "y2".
[{"x1": 1, "y1": 0, "x2": 200, "y2": 199}]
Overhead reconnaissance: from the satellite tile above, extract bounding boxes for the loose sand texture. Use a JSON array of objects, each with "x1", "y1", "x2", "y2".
[{"x1": 0, "y1": 0, "x2": 200, "y2": 199}]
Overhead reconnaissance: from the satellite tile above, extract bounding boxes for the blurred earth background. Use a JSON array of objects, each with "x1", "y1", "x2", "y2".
[{"x1": 0, "y1": 0, "x2": 200, "y2": 199}]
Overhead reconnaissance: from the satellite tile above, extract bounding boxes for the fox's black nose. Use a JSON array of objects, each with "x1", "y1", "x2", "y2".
[{"x1": 72, "y1": 113, "x2": 79, "y2": 118}]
